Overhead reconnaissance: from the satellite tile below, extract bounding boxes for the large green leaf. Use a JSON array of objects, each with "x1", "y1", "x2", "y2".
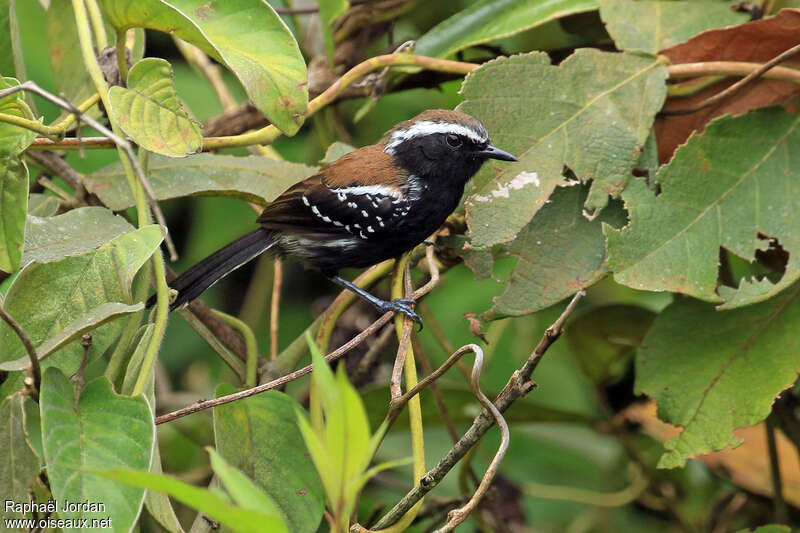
[
  {"x1": 0, "y1": 302, "x2": 144, "y2": 371},
  {"x1": 598, "y1": 0, "x2": 748, "y2": 54},
  {"x1": 27, "y1": 193, "x2": 59, "y2": 216},
  {"x1": 597, "y1": 0, "x2": 750, "y2": 54},
  {"x1": 0, "y1": 77, "x2": 36, "y2": 156},
  {"x1": 97, "y1": 0, "x2": 307, "y2": 135},
  {"x1": 23, "y1": 206, "x2": 134, "y2": 268},
  {"x1": 109, "y1": 57, "x2": 202, "y2": 157},
  {"x1": 85, "y1": 153, "x2": 317, "y2": 210},
  {"x1": 0, "y1": 155, "x2": 27, "y2": 273},
  {"x1": 483, "y1": 184, "x2": 627, "y2": 319},
  {"x1": 459, "y1": 50, "x2": 667, "y2": 249},
  {"x1": 40, "y1": 370, "x2": 154, "y2": 532},
  {"x1": 0, "y1": 226, "x2": 163, "y2": 373},
  {"x1": 606, "y1": 108, "x2": 800, "y2": 308},
  {"x1": 0, "y1": 393, "x2": 41, "y2": 524},
  {"x1": 96, "y1": 468, "x2": 283, "y2": 533},
  {"x1": 416, "y1": 0, "x2": 598, "y2": 59},
  {"x1": 45, "y1": 0, "x2": 95, "y2": 113},
  {"x1": 636, "y1": 282, "x2": 800, "y2": 469},
  {"x1": 0, "y1": 0, "x2": 26, "y2": 83},
  {"x1": 207, "y1": 449, "x2": 289, "y2": 533},
  {"x1": 214, "y1": 385, "x2": 324, "y2": 533}
]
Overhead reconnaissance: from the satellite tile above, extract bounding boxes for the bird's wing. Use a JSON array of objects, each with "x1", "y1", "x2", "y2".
[{"x1": 257, "y1": 146, "x2": 409, "y2": 240}]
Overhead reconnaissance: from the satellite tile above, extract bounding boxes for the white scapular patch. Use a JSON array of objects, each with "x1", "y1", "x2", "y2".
[
  {"x1": 331, "y1": 184, "x2": 403, "y2": 198},
  {"x1": 384, "y1": 121, "x2": 488, "y2": 154},
  {"x1": 470, "y1": 171, "x2": 540, "y2": 203},
  {"x1": 302, "y1": 195, "x2": 310, "y2": 206}
]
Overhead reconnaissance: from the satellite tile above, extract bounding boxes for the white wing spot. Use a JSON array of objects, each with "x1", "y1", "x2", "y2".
[{"x1": 302, "y1": 195, "x2": 310, "y2": 206}]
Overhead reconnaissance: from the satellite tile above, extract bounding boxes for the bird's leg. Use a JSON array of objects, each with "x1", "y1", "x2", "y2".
[{"x1": 330, "y1": 275, "x2": 422, "y2": 326}]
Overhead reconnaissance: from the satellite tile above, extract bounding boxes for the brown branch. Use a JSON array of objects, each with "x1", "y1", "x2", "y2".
[
  {"x1": 661, "y1": 43, "x2": 800, "y2": 116},
  {"x1": 155, "y1": 311, "x2": 395, "y2": 425},
  {"x1": 26, "y1": 150, "x2": 88, "y2": 201},
  {"x1": 0, "y1": 302, "x2": 40, "y2": 394},
  {"x1": 371, "y1": 291, "x2": 585, "y2": 529}
]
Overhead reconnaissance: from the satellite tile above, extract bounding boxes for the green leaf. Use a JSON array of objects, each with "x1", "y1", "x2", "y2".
[
  {"x1": 207, "y1": 448, "x2": 289, "y2": 533},
  {"x1": 0, "y1": 393, "x2": 41, "y2": 523},
  {"x1": 45, "y1": 0, "x2": 95, "y2": 114},
  {"x1": 416, "y1": 0, "x2": 598, "y2": 59},
  {"x1": 459, "y1": 50, "x2": 667, "y2": 248},
  {"x1": 0, "y1": 77, "x2": 36, "y2": 156},
  {"x1": 98, "y1": 0, "x2": 307, "y2": 135},
  {"x1": 635, "y1": 282, "x2": 800, "y2": 469},
  {"x1": 0, "y1": 226, "x2": 163, "y2": 373},
  {"x1": 606, "y1": 108, "x2": 800, "y2": 307},
  {"x1": 96, "y1": 468, "x2": 282, "y2": 533},
  {"x1": 483, "y1": 184, "x2": 627, "y2": 319},
  {"x1": 319, "y1": 0, "x2": 348, "y2": 61},
  {"x1": 27, "y1": 193, "x2": 59, "y2": 216},
  {"x1": 214, "y1": 384, "x2": 324, "y2": 533},
  {"x1": 598, "y1": 0, "x2": 748, "y2": 54},
  {"x1": 23, "y1": 206, "x2": 135, "y2": 268},
  {"x1": 736, "y1": 526, "x2": 792, "y2": 533},
  {"x1": 109, "y1": 57, "x2": 202, "y2": 157},
  {"x1": 565, "y1": 304, "x2": 655, "y2": 384},
  {"x1": 85, "y1": 153, "x2": 317, "y2": 210},
  {"x1": 0, "y1": 302, "x2": 144, "y2": 371},
  {"x1": 40, "y1": 370, "x2": 154, "y2": 532},
  {"x1": 0, "y1": 155, "x2": 27, "y2": 273},
  {"x1": 0, "y1": 0, "x2": 26, "y2": 83}
]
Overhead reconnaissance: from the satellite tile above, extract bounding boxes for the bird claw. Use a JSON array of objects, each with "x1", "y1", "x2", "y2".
[{"x1": 380, "y1": 298, "x2": 423, "y2": 329}]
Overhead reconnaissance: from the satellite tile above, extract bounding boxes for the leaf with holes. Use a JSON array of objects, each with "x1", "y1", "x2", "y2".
[
  {"x1": 41, "y1": 370, "x2": 154, "y2": 532},
  {"x1": 97, "y1": 0, "x2": 307, "y2": 135},
  {"x1": 85, "y1": 153, "x2": 317, "y2": 210},
  {"x1": 459, "y1": 50, "x2": 667, "y2": 249},
  {"x1": 598, "y1": 0, "x2": 747, "y2": 54},
  {"x1": 635, "y1": 282, "x2": 800, "y2": 468},
  {"x1": 0, "y1": 155, "x2": 27, "y2": 273},
  {"x1": 417, "y1": 0, "x2": 598, "y2": 59},
  {"x1": 606, "y1": 108, "x2": 800, "y2": 308},
  {"x1": 23, "y1": 207, "x2": 134, "y2": 268},
  {"x1": 0, "y1": 77, "x2": 37, "y2": 157},
  {"x1": 0, "y1": 226, "x2": 163, "y2": 374},
  {"x1": 109, "y1": 58, "x2": 201, "y2": 157}
]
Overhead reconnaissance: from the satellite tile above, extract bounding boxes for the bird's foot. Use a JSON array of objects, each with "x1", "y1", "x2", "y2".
[{"x1": 378, "y1": 298, "x2": 422, "y2": 327}]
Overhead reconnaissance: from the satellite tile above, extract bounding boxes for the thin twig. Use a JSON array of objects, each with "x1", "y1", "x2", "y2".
[
  {"x1": 274, "y1": 0, "x2": 381, "y2": 14},
  {"x1": 765, "y1": 414, "x2": 787, "y2": 524},
  {"x1": 155, "y1": 311, "x2": 394, "y2": 425},
  {"x1": 270, "y1": 258, "x2": 283, "y2": 360},
  {"x1": 661, "y1": 44, "x2": 800, "y2": 116},
  {"x1": 435, "y1": 345, "x2": 509, "y2": 533},
  {"x1": 372, "y1": 291, "x2": 585, "y2": 529},
  {"x1": 0, "y1": 81, "x2": 178, "y2": 260},
  {"x1": 0, "y1": 303, "x2": 40, "y2": 394},
  {"x1": 26, "y1": 150, "x2": 87, "y2": 200},
  {"x1": 667, "y1": 62, "x2": 800, "y2": 84}
]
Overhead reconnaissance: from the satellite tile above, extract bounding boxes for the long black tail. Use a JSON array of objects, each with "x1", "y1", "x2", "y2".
[{"x1": 147, "y1": 228, "x2": 277, "y2": 310}]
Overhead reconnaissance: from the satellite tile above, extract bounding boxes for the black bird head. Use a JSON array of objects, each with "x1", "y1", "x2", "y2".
[{"x1": 381, "y1": 109, "x2": 517, "y2": 181}]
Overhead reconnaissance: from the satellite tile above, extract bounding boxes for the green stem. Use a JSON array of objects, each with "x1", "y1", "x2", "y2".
[
  {"x1": 0, "y1": 112, "x2": 62, "y2": 139},
  {"x1": 212, "y1": 310, "x2": 259, "y2": 387},
  {"x1": 178, "y1": 308, "x2": 247, "y2": 381},
  {"x1": 48, "y1": 92, "x2": 101, "y2": 131},
  {"x1": 84, "y1": 0, "x2": 108, "y2": 49},
  {"x1": 105, "y1": 266, "x2": 150, "y2": 384},
  {"x1": 116, "y1": 29, "x2": 128, "y2": 84}
]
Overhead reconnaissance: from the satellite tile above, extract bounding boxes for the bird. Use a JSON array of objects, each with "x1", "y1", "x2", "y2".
[{"x1": 150, "y1": 109, "x2": 517, "y2": 323}]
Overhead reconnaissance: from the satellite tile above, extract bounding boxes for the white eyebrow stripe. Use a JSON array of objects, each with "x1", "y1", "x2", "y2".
[
  {"x1": 384, "y1": 121, "x2": 488, "y2": 154},
  {"x1": 331, "y1": 184, "x2": 403, "y2": 198}
]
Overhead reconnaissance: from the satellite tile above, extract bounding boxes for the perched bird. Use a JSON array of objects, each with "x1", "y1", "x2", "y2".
[{"x1": 152, "y1": 109, "x2": 516, "y2": 323}]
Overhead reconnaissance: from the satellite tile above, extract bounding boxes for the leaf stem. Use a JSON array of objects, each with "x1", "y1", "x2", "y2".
[
  {"x1": 212, "y1": 310, "x2": 259, "y2": 387},
  {"x1": 0, "y1": 303, "x2": 40, "y2": 395},
  {"x1": 116, "y1": 29, "x2": 129, "y2": 84},
  {"x1": 84, "y1": 0, "x2": 108, "y2": 49},
  {"x1": 0, "y1": 112, "x2": 62, "y2": 140}
]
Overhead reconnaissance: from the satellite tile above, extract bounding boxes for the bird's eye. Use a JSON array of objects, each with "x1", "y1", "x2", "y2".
[{"x1": 446, "y1": 134, "x2": 462, "y2": 147}]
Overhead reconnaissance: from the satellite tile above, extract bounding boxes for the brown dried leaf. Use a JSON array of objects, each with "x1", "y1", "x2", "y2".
[
  {"x1": 622, "y1": 401, "x2": 800, "y2": 506},
  {"x1": 656, "y1": 9, "x2": 800, "y2": 164}
]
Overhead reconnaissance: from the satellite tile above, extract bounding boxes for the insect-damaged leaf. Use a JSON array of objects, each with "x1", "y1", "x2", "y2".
[
  {"x1": 606, "y1": 108, "x2": 800, "y2": 308},
  {"x1": 459, "y1": 50, "x2": 666, "y2": 249}
]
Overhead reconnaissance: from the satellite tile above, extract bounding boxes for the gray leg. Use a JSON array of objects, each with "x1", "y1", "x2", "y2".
[{"x1": 330, "y1": 275, "x2": 422, "y2": 326}]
